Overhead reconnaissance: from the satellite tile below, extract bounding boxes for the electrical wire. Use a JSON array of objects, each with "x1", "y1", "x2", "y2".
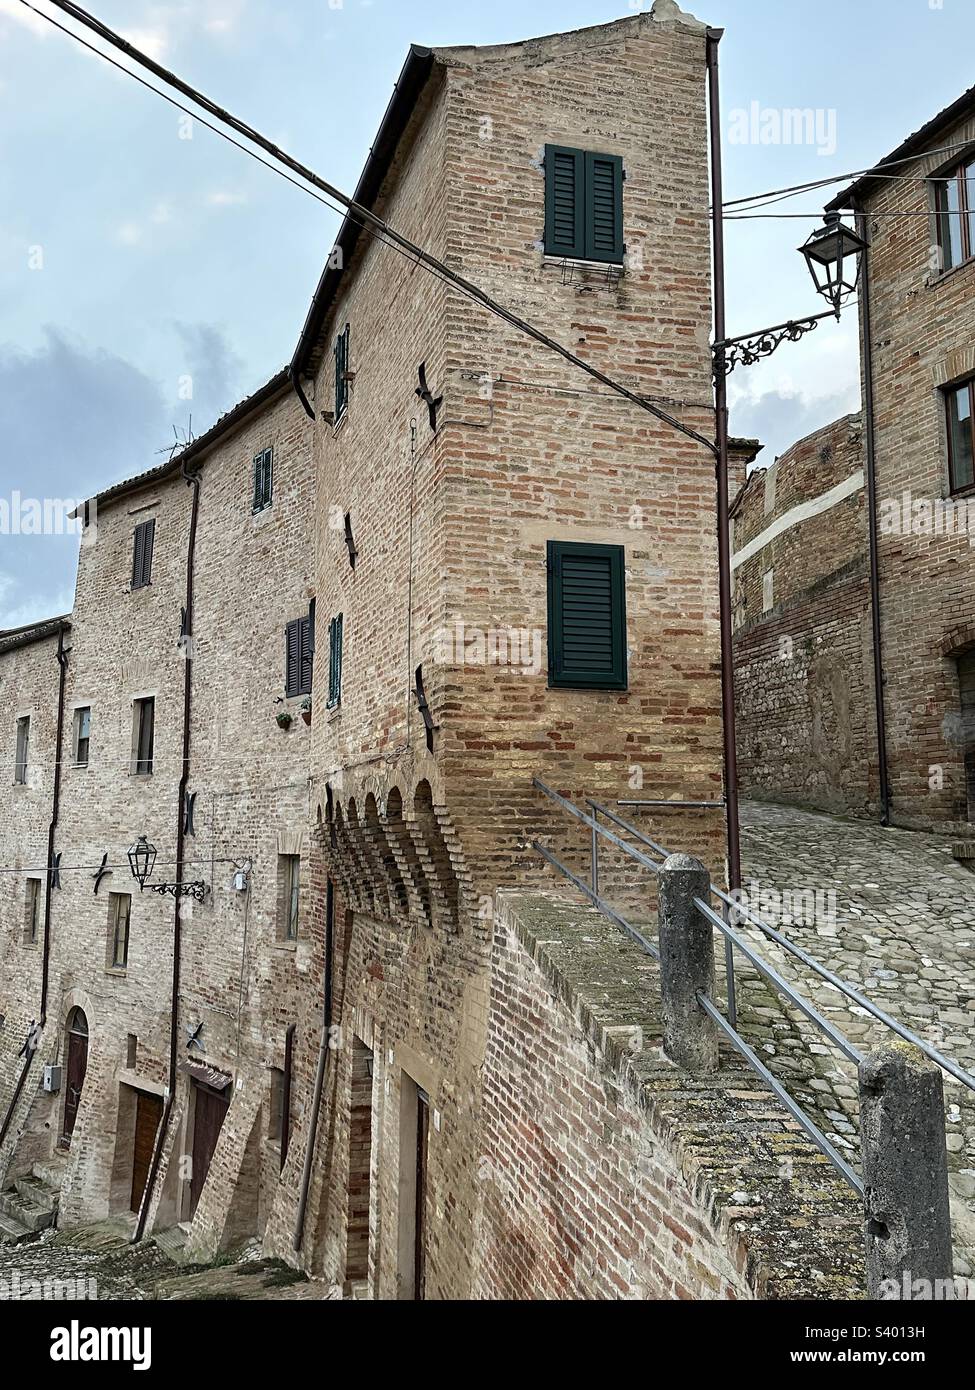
[{"x1": 25, "y1": 0, "x2": 716, "y2": 455}]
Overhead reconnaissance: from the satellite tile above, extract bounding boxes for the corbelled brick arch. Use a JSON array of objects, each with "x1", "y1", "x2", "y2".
[
  {"x1": 363, "y1": 791, "x2": 409, "y2": 920},
  {"x1": 383, "y1": 786, "x2": 433, "y2": 928},
  {"x1": 413, "y1": 779, "x2": 460, "y2": 933},
  {"x1": 346, "y1": 797, "x2": 384, "y2": 916}
]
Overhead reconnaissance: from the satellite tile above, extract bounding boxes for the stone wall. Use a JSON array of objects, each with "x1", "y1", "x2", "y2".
[{"x1": 732, "y1": 414, "x2": 876, "y2": 815}]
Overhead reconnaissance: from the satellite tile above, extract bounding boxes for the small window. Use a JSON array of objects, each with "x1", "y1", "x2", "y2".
[
  {"x1": 279, "y1": 854, "x2": 300, "y2": 941},
  {"x1": 543, "y1": 145, "x2": 624, "y2": 264},
  {"x1": 327, "y1": 614, "x2": 344, "y2": 709},
  {"x1": 108, "y1": 892, "x2": 131, "y2": 971},
  {"x1": 285, "y1": 615, "x2": 314, "y2": 698},
  {"x1": 73, "y1": 707, "x2": 91, "y2": 767},
  {"x1": 934, "y1": 158, "x2": 975, "y2": 272},
  {"x1": 24, "y1": 878, "x2": 41, "y2": 945},
  {"x1": 547, "y1": 540, "x2": 627, "y2": 690},
  {"x1": 132, "y1": 519, "x2": 155, "y2": 589},
  {"x1": 334, "y1": 323, "x2": 351, "y2": 421},
  {"x1": 946, "y1": 378, "x2": 975, "y2": 495},
  {"x1": 133, "y1": 697, "x2": 155, "y2": 775},
  {"x1": 14, "y1": 716, "x2": 29, "y2": 784},
  {"x1": 268, "y1": 1067, "x2": 285, "y2": 1142},
  {"x1": 253, "y1": 447, "x2": 273, "y2": 512}
]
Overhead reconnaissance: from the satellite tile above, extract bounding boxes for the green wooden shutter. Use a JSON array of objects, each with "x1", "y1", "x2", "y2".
[
  {"x1": 285, "y1": 619, "x2": 301, "y2": 697},
  {"x1": 132, "y1": 519, "x2": 155, "y2": 588},
  {"x1": 327, "y1": 614, "x2": 343, "y2": 708},
  {"x1": 544, "y1": 146, "x2": 585, "y2": 259},
  {"x1": 547, "y1": 540, "x2": 627, "y2": 690},
  {"x1": 299, "y1": 614, "x2": 314, "y2": 695},
  {"x1": 585, "y1": 153, "x2": 624, "y2": 263},
  {"x1": 334, "y1": 325, "x2": 349, "y2": 419}
]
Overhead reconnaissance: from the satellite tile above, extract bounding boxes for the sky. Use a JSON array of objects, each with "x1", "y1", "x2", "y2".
[{"x1": 1, "y1": 0, "x2": 974, "y2": 625}]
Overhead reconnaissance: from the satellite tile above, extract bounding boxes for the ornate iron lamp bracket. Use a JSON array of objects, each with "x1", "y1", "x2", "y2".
[
  {"x1": 146, "y1": 881, "x2": 209, "y2": 902},
  {"x1": 713, "y1": 308, "x2": 838, "y2": 377}
]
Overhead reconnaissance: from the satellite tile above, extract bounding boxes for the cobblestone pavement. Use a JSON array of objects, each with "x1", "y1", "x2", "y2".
[
  {"x1": 736, "y1": 800, "x2": 975, "y2": 1266},
  {"x1": 0, "y1": 1223, "x2": 343, "y2": 1300}
]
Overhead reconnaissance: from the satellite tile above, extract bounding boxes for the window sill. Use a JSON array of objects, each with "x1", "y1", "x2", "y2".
[
  {"x1": 71, "y1": 762, "x2": 88, "y2": 772},
  {"x1": 331, "y1": 410, "x2": 350, "y2": 439},
  {"x1": 926, "y1": 257, "x2": 975, "y2": 289},
  {"x1": 105, "y1": 966, "x2": 127, "y2": 978},
  {"x1": 272, "y1": 938, "x2": 298, "y2": 953},
  {"x1": 542, "y1": 253, "x2": 625, "y2": 273},
  {"x1": 129, "y1": 772, "x2": 154, "y2": 781}
]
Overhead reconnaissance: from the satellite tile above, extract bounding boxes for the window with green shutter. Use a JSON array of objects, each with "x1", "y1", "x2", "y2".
[
  {"x1": 131, "y1": 518, "x2": 155, "y2": 589},
  {"x1": 543, "y1": 146, "x2": 624, "y2": 264},
  {"x1": 285, "y1": 615, "x2": 314, "y2": 698},
  {"x1": 252, "y1": 447, "x2": 273, "y2": 511},
  {"x1": 327, "y1": 614, "x2": 343, "y2": 709},
  {"x1": 334, "y1": 324, "x2": 350, "y2": 421},
  {"x1": 546, "y1": 540, "x2": 627, "y2": 690}
]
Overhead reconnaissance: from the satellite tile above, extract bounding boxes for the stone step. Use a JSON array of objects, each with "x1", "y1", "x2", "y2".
[
  {"x1": 0, "y1": 1187, "x2": 54, "y2": 1233},
  {"x1": 0, "y1": 1208, "x2": 34, "y2": 1244},
  {"x1": 31, "y1": 1157, "x2": 69, "y2": 1189},
  {"x1": 15, "y1": 1174, "x2": 59, "y2": 1214},
  {"x1": 153, "y1": 1226, "x2": 189, "y2": 1263}
]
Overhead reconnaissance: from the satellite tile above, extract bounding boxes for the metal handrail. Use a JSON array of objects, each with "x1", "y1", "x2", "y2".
[
  {"x1": 532, "y1": 779, "x2": 664, "y2": 875},
  {"x1": 694, "y1": 896, "x2": 863, "y2": 1066},
  {"x1": 708, "y1": 881, "x2": 975, "y2": 1096},
  {"x1": 609, "y1": 798, "x2": 975, "y2": 1097},
  {"x1": 697, "y1": 993, "x2": 864, "y2": 1195},
  {"x1": 586, "y1": 800, "x2": 670, "y2": 858},
  {"x1": 532, "y1": 841, "x2": 660, "y2": 960}
]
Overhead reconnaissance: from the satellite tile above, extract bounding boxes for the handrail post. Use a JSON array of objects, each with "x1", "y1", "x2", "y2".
[
  {"x1": 858, "y1": 1042, "x2": 953, "y2": 1299},
  {"x1": 590, "y1": 803, "x2": 599, "y2": 897},
  {"x1": 658, "y1": 853, "x2": 718, "y2": 1072}
]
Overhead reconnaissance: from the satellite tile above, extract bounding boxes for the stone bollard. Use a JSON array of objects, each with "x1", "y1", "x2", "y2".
[
  {"x1": 658, "y1": 853, "x2": 718, "y2": 1072},
  {"x1": 858, "y1": 1042, "x2": 953, "y2": 1299}
]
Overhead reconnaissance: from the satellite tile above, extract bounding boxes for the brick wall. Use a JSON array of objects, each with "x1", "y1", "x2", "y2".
[{"x1": 732, "y1": 414, "x2": 876, "y2": 814}]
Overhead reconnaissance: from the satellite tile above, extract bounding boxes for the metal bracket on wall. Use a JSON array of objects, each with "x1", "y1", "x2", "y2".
[{"x1": 92, "y1": 852, "x2": 112, "y2": 894}]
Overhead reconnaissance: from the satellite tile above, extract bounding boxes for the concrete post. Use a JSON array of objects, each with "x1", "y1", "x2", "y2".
[
  {"x1": 658, "y1": 853, "x2": 718, "y2": 1072},
  {"x1": 858, "y1": 1042, "x2": 953, "y2": 1299}
]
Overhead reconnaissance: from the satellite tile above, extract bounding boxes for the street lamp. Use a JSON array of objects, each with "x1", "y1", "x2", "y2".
[
  {"x1": 713, "y1": 213, "x2": 867, "y2": 376},
  {"x1": 126, "y1": 833, "x2": 207, "y2": 901},
  {"x1": 799, "y1": 212, "x2": 868, "y2": 316},
  {"x1": 127, "y1": 835, "x2": 157, "y2": 890}
]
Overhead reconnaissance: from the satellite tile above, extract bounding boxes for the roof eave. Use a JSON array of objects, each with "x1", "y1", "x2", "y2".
[{"x1": 289, "y1": 44, "x2": 436, "y2": 382}]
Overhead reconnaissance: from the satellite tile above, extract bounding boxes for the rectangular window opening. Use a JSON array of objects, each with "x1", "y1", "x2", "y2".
[
  {"x1": 133, "y1": 697, "x2": 155, "y2": 775},
  {"x1": 132, "y1": 519, "x2": 155, "y2": 589},
  {"x1": 108, "y1": 892, "x2": 131, "y2": 971},
  {"x1": 14, "y1": 716, "x2": 29, "y2": 784},
  {"x1": 546, "y1": 540, "x2": 627, "y2": 690}
]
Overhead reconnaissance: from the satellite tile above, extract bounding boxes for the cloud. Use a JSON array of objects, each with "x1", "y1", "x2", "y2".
[
  {"x1": 169, "y1": 321, "x2": 245, "y2": 428},
  {"x1": 118, "y1": 26, "x2": 170, "y2": 62},
  {"x1": 0, "y1": 0, "x2": 50, "y2": 38},
  {"x1": 206, "y1": 190, "x2": 248, "y2": 207},
  {"x1": 729, "y1": 384, "x2": 861, "y2": 468},
  {"x1": 0, "y1": 329, "x2": 169, "y2": 627}
]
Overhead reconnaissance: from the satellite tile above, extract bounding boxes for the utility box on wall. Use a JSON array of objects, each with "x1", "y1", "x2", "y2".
[{"x1": 42, "y1": 1064, "x2": 61, "y2": 1094}]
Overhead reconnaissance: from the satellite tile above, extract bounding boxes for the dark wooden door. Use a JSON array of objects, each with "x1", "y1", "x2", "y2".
[
  {"x1": 190, "y1": 1083, "x2": 229, "y2": 1216},
  {"x1": 414, "y1": 1088, "x2": 430, "y2": 1301},
  {"x1": 62, "y1": 1009, "x2": 89, "y2": 1144},
  {"x1": 130, "y1": 1091, "x2": 163, "y2": 1213}
]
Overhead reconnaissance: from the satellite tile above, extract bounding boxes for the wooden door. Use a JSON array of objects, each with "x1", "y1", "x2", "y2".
[
  {"x1": 130, "y1": 1091, "x2": 163, "y2": 1213},
  {"x1": 62, "y1": 1008, "x2": 89, "y2": 1144},
  {"x1": 190, "y1": 1083, "x2": 229, "y2": 1216},
  {"x1": 414, "y1": 1087, "x2": 430, "y2": 1301}
]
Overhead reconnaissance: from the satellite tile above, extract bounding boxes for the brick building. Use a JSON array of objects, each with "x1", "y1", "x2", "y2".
[
  {"x1": 732, "y1": 413, "x2": 874, "y2": 814},
  {"x1": 0, "y1": 3, "x2": 870, "y2": 1298},
  {"x1": 734, "y1": 86, "x2": 975, "y2": 838},
  {"x1": 0, "y1": 372, "x2": 316, "y2": 1253}
]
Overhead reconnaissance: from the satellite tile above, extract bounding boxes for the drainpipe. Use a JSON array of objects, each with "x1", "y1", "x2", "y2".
[
  {"x1": 706, "y1": 28, "x2": 742, "y2": 894},
  {"x1": 0, "y1": 620, "x2": 69, "y2": 1150},
  {"x1": 133, "y1": 459, "x2": 201, "y2": 1242},
  {"x1": 854, "y1": 203, "x2": 891, "y2": 825}
]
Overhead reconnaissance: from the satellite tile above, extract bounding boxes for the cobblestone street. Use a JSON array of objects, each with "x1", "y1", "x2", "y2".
[
  {"x1": 0, "y1": 1224, "x2": 342, "y2": 1301},
  {"x1": 736, "y1": 800, "x2": 975, "y2": 1263}
]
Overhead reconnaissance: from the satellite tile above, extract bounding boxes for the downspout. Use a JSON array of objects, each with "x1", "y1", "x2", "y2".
[
  {"x1": 133, "y1": 459, "x2": 201, "y2": 1242},
  {"x1": 0, "y1": 621, "x2": 69, "y2": 1149},
  {"x1": 293, "y1": 877, "x2": 335, "y2": 1250},
  {"x1": 706, "y1": 27, "x2": 742, "y2": 894},
  {"x1": 854, "y1": 202, "x2": 891, "y2": 825}
]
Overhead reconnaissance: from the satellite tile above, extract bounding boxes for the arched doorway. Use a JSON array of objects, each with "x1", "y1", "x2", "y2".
[{"x1": 62, "y1": 1007, "x2": 89, "y2": 1146}]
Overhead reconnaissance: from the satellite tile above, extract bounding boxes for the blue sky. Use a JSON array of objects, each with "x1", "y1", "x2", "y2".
[{"x1": 2, "y1": 0, "x2": 974, "y2": 624}]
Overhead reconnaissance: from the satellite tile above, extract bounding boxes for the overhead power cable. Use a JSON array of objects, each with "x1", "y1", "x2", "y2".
[{"x1": 27, "y1": 0, "x2": 717, "y2": 455}]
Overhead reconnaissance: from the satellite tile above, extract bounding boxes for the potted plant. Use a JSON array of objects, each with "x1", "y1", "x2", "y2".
[
  {"x1": 300, "y1": 697, "x2": 312, "y2": 726},
  {"x1": 276, "y1": 710, "x2": 292, "y2": 730}
]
